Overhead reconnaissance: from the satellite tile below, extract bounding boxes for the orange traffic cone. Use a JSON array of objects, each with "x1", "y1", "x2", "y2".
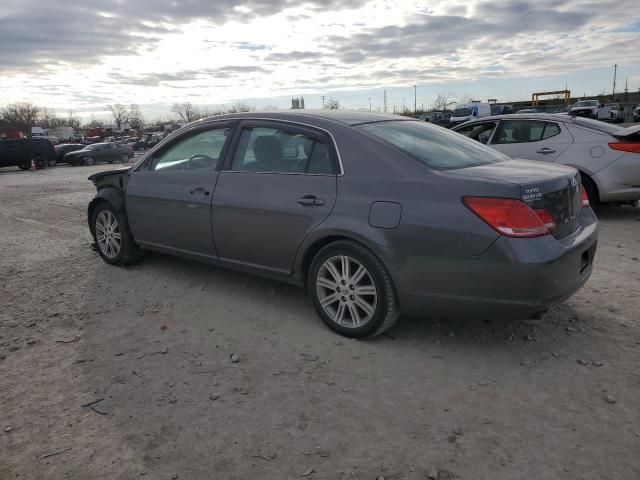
[{"x1": 30, "y1": 159, "x2": 37, "y2": 172}]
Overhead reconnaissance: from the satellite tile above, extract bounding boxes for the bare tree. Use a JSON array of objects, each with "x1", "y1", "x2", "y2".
[
  {"x1": 39, "y1": 107, "x2": 60, "y2": 129},
  {"x1": 107, "y1": 103, "x2": 131, "y2": 130},
  {"x1": 227, "y1": 102, "x2": 252, "y2": 113},
  {"x1": 1, "y1": 102, "x2": 40, "y2": 133},
  {"x1": 323, "y1": 98, "x2": 340, "y2": 110},
  {"x1": 263, "y1": 104, "x2": 279, "y2": 110},
  {"x1": 431, "y1": 92, "x2": 456, "y2": 111},
  {"x1": 128, "y1": 104, "x2": 144, "y2": 128},
  {"x1": 171, "y1": 102, "x2": 201, "y2": 123},
  {"x1": 66, "y1": 111, "x2": 81, "y2": 130}
]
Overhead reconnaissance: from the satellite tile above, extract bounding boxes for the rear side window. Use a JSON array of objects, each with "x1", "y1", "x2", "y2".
[
  {"x1": 231, "y1": 126, "x2": 334, "y2": 174},
  {"x1": 357, "y1": 120, "x2": 507, "y2": 170}
]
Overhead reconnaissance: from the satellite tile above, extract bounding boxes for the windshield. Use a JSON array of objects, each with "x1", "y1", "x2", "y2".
[
  {"x1": 452, "y1": 108, "x2": 472, "y2": 117},
  {"x1": 357, "y1": 120, "x2": 508, "y2": 171},
  {"x1": 574, "y1": 100, "x2": 597, "y2": 107}
]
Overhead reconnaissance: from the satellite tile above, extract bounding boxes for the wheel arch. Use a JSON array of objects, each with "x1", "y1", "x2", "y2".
[
  {"x1": 296, "y1": 230, "x2": 389, "y2": 288},
  {"x1": 87, "y1": 187, "x2": 126, "y2": 236}
]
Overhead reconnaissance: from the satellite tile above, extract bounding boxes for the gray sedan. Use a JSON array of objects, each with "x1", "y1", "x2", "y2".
[
  {"x1": 452, "y1": 114, "x2": 640, "y2": 205},
  {"x1": 64, "y1": 142, "x2": 132, "y2": 166},
  {"x1": 87, "y1": 111, "x2": 598, "y2": 338}
]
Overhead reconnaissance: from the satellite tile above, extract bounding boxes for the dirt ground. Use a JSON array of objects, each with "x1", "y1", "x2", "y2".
[{"x1": 1, "y1": 163, "x2": 639, "y2": 480}]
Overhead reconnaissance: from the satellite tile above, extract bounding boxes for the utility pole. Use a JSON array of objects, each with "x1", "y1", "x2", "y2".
[
  {"x1": 321, "y1": 95, "x2": 325, "y2": 108},
  {"x1": 612, "y1": 64, "x2": 617, "y2": 101},
  {"x1": 624, "y1": 78, "x2": 628, "y2": 102},
  {"x1": 368, "y1": 97, "x2": 371, "y2": 111},
  {"x1": 414, "y1": 85, "x2": 417, "y2": 114},
  {"x1": 383, "y1": 90, "x2": 387, "y2": 113}
]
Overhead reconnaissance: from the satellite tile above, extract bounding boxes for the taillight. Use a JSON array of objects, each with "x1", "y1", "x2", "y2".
[
  {"x1": 580, "y1": 185, "x2": 590, "y2": 208},
  {"x1": 608, "y1": 142, "x2": 640, "y2": 154},
  {"x1": 462, "y1": 197, "x2": 553, "y2": 238}
]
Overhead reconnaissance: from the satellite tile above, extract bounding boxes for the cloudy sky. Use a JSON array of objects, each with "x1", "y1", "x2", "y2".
[{"x1": 1, "y1": 0, "x2": 639, "y2": 120}]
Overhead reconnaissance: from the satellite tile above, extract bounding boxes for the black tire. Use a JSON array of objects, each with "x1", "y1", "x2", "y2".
[
  {"x1": 33, "y1": 155, "x2": 46, "y2": 169},
  {"x1": 307, "y1": 240, "x2": 399, "y2": 338},
  {"x1": 121, "y1": 153, "x2": 130, "y2": 163},
  {"x1": 48, "y1": 156, "x2": 57, "y2": 167},
  {"x1": 90, "y1": 201, "x2": 144, "y2": 266},
  {"x1": 18, "y1": 164, "x2": 30, "y2": 171},
  {"x1": 580, "y1": 172, "x2": 600, "y2": 207},
  {"x1": 83, "y1": 156, "x2": 95, "y2": 166}
]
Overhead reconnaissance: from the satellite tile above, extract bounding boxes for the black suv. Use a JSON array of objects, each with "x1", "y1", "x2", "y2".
[{"x1": 0, "y1": 138, "x2": 56, "y2": 170}]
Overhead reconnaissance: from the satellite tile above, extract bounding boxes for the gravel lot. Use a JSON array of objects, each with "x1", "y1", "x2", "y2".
[{"x1": 1, "y1": 164, "x2": 639, "y2": 480}]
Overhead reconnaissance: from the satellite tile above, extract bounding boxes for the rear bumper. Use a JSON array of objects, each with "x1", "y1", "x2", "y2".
[
  {"x1": 384, "y1": 210, "x2": 599, "y2": 320},
  {"x1": 594, "y1": 153, "x2": 640, "y2": 202}
]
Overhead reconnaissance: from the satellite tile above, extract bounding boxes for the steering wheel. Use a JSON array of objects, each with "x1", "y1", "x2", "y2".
[{"x1": 188, "y1": 153, "x2": 216, "y2": 169}]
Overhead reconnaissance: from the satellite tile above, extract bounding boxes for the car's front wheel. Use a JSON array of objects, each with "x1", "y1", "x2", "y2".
[
  {"x1": 91, "y1": 201, "x2": 143, "y2": 265},
  {"x1": 308, "y1": 240, "x2": 399, "y2": 338},
  {"x1": 48, "y1": 157, "x2": 57, "y2": 167},
  {"x1": 121, "y1": 153, "x2": 130, "y2": 163}
]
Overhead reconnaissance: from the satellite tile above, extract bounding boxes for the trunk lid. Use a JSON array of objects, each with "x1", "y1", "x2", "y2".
[{"x1": 451, "y1": 159, "x2": 583, "y2": 239}]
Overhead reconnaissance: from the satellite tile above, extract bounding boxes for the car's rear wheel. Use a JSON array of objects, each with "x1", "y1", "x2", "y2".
[
  {"x1": 121, "y1": 153, "x2": 129, "y2": 163},
  {"x1": 580, "y1": 173, "x2": 600, "y2": 207},
  {"x1": 91, "y1": 201, "x2": 144, "y2": 265},
  {"x1": 48, "y1": 156, "x2": 57, "y2": 167},
  {"x1": 308, "y1": 240, "x2": 399, "y2": 338}
]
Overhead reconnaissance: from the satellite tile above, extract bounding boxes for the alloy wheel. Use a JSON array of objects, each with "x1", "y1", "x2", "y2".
[
  {"x1": 316, "y1": 255, "x2": 378, "y2": 328},
  {"x1": 95, "y1": 210, "x2": 121, "y2": 259}
]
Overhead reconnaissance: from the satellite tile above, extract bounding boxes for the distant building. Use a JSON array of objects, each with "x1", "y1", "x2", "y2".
[{"x1": 291, "y1": 97, "x2": 305, "y2": 109}]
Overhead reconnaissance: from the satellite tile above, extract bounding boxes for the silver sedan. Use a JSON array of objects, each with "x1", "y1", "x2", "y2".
[{"x1": 452, "y1": 114, "x2": 640, "y2": 205}]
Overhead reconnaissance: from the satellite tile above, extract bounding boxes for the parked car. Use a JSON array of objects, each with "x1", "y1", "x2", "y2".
[
  {"x1": 517, "y1": 108, "x2": 539, "y2": 113},
  {"x1": 450, "y1": 102, "x2": 492, "y2": 125},
  {"x1": 598, "y1": 103, "x2": 625, "y2": 123},
  {"x1": 634, "y1": 105, "x2": 640, "y2": 123},
  {"x1": 452, "y1": 113, "x2": 640, "y2": 204},
  {"x1": 0, "y1": 138, "x2": 55, "y2": 170},
  {"x1": 55, "y1": 143, "x2": 85, "y2": 163},
  {"x1": 490, "y1": 105, "x2": 513, "y2": 115},
  {"x1": 64, "y1": 142, "x2": 132, "y2": 166},
  {"x1": 570, "y1": 99, "x2": 600, "y2": 118},
  {"x1": 87, "y1": 111, "x2": 598, "y2": 338},
  {"x1": 549, "y1": 106, "x2": 570, "y2": 114},
  {"x1": 419, "y1": 111, "x2": 452, "y2": 127}
]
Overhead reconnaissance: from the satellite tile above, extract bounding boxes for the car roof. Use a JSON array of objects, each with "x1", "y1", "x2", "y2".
[{"x1": 197, "y1": 109, "x2": 410, "y2": 127}]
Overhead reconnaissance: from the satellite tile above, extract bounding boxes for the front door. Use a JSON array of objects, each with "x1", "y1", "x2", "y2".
[
  {"x1": 490, "y1": 119, "x2": 573, "y2": 163},
  {"x1": 126, "y1": 122, "x2": 234, "y2": 258},
  {"x1": 212, "y1": 121, "x2": 338, "y2": 273}
]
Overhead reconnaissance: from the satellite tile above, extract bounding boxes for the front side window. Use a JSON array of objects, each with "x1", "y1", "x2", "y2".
[
  {"x1": 495, "y1": 120, "x2": 560, "y2": 144},
  {"x1": 357, "y1": 120, "x2": 508, "y2": 170},
  {"x1": 231, "y1": 126, "x2": 334, "y2": 174},
  {"x1": 455, "y1": 122, "x2": 497, "y2": 144},
  {"x1": 151, "y1": 126, "x2": 231, "y2": 171}
]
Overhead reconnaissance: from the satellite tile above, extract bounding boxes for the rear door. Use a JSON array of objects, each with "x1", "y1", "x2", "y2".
[
  {"x1": 211, "y1": 120, "x2": 338, "y2": 273},
  {"x1": 490, "y1": 119, "x2": 573, "y2": 162},
  {"x1": 126, "y1": 121, "x2": 235, "y2": 257}
]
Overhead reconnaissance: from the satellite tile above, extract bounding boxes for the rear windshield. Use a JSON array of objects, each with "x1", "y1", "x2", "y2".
[
  {"x1": 357, "y1": 120, "x2": 508, "y2": 170},
  {"x1": 572, "y1": 117, "x2": 623, "y2": 134},
  {"x1": 453, "y1": 108, "x2": 471, "y2": 116}
]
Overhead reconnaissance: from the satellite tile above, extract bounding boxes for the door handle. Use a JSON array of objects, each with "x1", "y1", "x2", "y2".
[
  {"x1": 536, "y1": 148, "x2": 556, "y2": 154},
  {"x1": 296, "y1": 195, "x2": 325, "y2": 206},
  {"x1": 190, "y1": 187, "x2": 210, "y2": 196}
]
